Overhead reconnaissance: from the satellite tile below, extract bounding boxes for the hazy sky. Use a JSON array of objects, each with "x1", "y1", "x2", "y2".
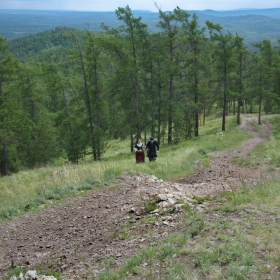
[{"x1": 0, "y1": 0, "x2": 279, "y2": 12}]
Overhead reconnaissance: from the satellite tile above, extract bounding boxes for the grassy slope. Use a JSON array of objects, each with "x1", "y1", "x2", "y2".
[
  {"x1": 2, "y1": 114, "x2": 280, "y2": 279},
  {"x1": 94, "y1": 114, "x2": 280, "y2": 280},
  {"x1": 0, "y1": 115, "x2": 249, "y2": 220}
]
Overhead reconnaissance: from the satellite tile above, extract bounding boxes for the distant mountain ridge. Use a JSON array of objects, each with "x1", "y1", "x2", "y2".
[
  {"x1": 195, "y1": 8, "x2": 280, "y2": 19},
  {"x1": 1, "y1": 8, "x2": 280, "y2": 47}
]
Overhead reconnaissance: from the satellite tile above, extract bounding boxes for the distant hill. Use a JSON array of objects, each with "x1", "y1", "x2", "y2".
[
  {"x1": 7, "y1": 27, "x2": 82, "y2": 62},
  {"x1": 1, "y1": 8, "x2": 280, "y2": 47},
  {"x1": 194, "y1": 12, "x2": 280, "y2": 46},
  {"x1": 195, "y1": 8, "x2": 280, "y2": 19},
  {"x1": 0, "y1": 10, "x2": 119, "y2": 39}
]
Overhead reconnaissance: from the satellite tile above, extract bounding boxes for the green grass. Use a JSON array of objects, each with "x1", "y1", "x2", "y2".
[
  {"x1": 264, "y1": 115, "x2": 280, "y2": 168},
  {"x1": 251, "y1": 119, "x2": 262, "y2": 132},
  {"x1": 2, "y1": 113, "x2": 280, "y2": 279},
  {"x1": 0, "y1": 115, "x2": 249, "y2": 221},
  {"x1": 92, "y1": 113, "x2": 280, "y2": 280},
  {"x1": 94, "y1": 177, "x2": 280, "y2": 280}
]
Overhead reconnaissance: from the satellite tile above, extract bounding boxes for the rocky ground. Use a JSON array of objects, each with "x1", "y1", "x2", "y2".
[{"x1": 0, "y1": 114, "x2": 273, "y2": 279}]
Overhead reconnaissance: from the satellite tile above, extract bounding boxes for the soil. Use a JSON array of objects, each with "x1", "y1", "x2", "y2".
[{"x1": 0, "y1": 114, "x2": 273, "y2": 279}]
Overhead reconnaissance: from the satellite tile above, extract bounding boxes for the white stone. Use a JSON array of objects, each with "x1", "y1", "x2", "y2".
[
  {"x1": 25, "y1": 271, "x2": 37, "y2": 279},
  {"x1": 167, "y1": 198, "x2": 176, "y2": 205},
  {"x1": 158, "y1": 201, "x2": 170, "y2": 208},
  {"x1": 37, "y1": 276, "x2": 57, "y2": 280}
]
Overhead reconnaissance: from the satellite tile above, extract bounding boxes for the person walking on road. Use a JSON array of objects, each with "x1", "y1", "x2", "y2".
[
  {"x1": 146, "y1": 136, "x2": 159, "y2": 161},
  {"x1": 134, "y1": 138, "x2": 146, "y2": 163}
]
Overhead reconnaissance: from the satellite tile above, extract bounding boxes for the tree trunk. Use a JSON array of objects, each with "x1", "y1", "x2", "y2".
[
  {"x1": 203, "y1": 107, "x2": 206, "y2": 126},
  {"x1": 237, "y1": 54, "x2": 242, "y2": 125},
  {"x1": 194, "y1": 52, "x2": 199, "y2": 137},
  {"x1": 258, "y1": 74, "x2": 262, "y2": 125},
  {"x1": 93, "y1": 58, "x2": 102, "y2": 160},
  {"x1": 157, "y1": 82, "x2": 162, "y2": 145},
  {"x1": 72, "y1": 33, "x2": 96, "y2": 160},
  {"x1": 130, "y1": 72, "x2": 141, "y2": 139},
  {"x1": 237, "y1": 99, "x2": 241, "y2": 125},
  {"x1": 168, "y1": 75, "x2": 173, "y2": 144},
  {"x1": 151, "y1": 67, "x2": 156, "y2": 137},
  {"x1": 222, "y1": 62, "x2": 227, "y2": 131},
  {"x1": 1, "y1": 140, "x2": 8, "y2": 176},
  {"x1": 0, "y1": 82, "x2": 8, "y2": 176},
  {"x1": 130, "y1": 131, "x2": 134, "y2": 152}
]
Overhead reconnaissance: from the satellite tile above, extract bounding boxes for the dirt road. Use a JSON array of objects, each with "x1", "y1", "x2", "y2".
[{"x1": 0, "y1": 114, "x2": 272, "y2": 279}]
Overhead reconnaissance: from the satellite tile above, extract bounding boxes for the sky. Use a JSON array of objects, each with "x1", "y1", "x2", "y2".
[{"x1": 0, "y1": 0, "x2": 279, "y2": 12}]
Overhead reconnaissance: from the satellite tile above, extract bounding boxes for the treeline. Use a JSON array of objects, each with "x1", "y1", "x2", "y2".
[{"x1": 1, "y1": 6, "x2": 280, "y2": 176}]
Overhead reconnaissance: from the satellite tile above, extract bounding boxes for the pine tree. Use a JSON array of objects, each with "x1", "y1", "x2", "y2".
[
  {"x1": 234, "y1": 35, "x2": 247, "y2": 125},
  {"x1": 84, "y1": 32, "x2": 109, "y2": 160},
  {"x1": 206, "y1": 21, "x2": 238, "y2": 131},
  {"x1": 101, "y1": 6, "x2": 149, "y2": 148},
  {"x1": 42, "y1": 63, "x2": 87, "y2": 163},
  {"x1": 254, "y1": 40, "x2": 274, "y2": 116},
  {"x1": 174, "y1": 9, "x2": 207, "y2": 137},
  {"x1": 0, "y1": 36, "x2": 20, "y2": 175},
  {"x1": 15, "y1": 65, "x2": 60, "y2": 168},
  {"x1": 156, "y1": 6, "x2": 180, "y2": 144}
]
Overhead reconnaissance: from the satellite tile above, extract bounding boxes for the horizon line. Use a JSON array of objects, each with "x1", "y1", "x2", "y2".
[{"x1": 1, "y1": 7, "x2": 280, "y2": 13}]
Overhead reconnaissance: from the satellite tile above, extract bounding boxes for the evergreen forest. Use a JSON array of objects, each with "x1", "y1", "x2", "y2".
[{"x1": 1, "y1": 5, "x2": 280, "y2": 176}]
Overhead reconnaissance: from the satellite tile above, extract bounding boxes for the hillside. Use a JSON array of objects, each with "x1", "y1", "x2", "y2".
[
  {"x1": 1, "y1": 8, "x2": 280, "y2": 47},
  {"x1": 197, "y1": 14, "x2": 280, "y2": 46},
  {"x1": 1, "y1": 114, "x2": 279, "y2": 279},
  {"x1": 6, "y1": 27, "x2": 82, "y2": 62},
  {"x1": 196, "y1": 8, "x2": 280, "y2": 18}
]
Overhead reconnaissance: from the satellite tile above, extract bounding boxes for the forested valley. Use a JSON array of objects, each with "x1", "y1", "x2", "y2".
[{"x1": 1, "y1": 5, "x2": 280, "y2": 176}]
